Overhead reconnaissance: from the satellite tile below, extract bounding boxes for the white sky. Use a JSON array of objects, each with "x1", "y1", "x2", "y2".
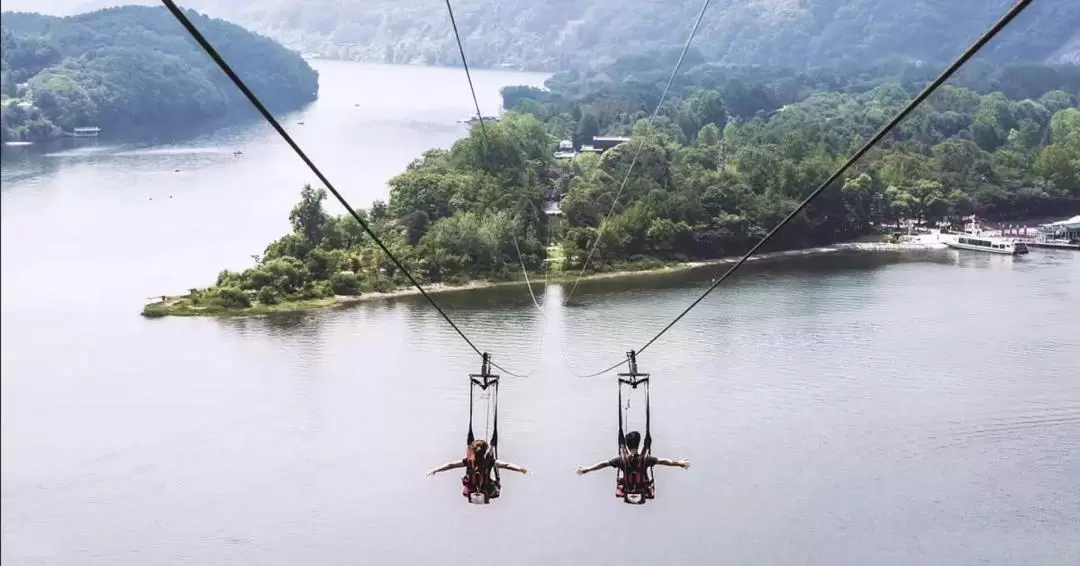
[{"x1": 0, "y1": 1, "x2": 230, "y2": 16}]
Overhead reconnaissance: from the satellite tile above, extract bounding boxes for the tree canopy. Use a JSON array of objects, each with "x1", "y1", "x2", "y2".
[
  {"x1": 160, "y1": 58, "x2": 1078, "y2": 312},
  {"x1": 1, "y1": 6, "x2": 319, "y2": 142}
]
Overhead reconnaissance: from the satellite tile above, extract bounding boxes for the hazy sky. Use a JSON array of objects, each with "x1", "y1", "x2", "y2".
[{"x1": 1, "y1": 1, "x2": 196, "y2": 15}]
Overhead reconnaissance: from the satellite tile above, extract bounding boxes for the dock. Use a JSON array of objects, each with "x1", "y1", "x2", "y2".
[
  {"x1": 1019, "y1": 215, "x2": 1080, "y2": 251},
  {"x1": 1023, "y1": 240, "x2": 1080, "y2": 250},
  {"x1": 974, "y1": 215, "x2": 1079, "y2": 252}
]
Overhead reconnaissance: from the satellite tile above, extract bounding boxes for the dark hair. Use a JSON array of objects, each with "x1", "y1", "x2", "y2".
[
  {"x1": 470, "y1": 439, "x2": 489, "y2": 460},
  {"x1": 625, "y1": 430, "x2": 641, "y2": 450}
]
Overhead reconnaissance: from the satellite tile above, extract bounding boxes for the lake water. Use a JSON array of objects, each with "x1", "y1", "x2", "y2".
[{"x1": 2, "y1": 60, "x2": 1079, "y2": 566}]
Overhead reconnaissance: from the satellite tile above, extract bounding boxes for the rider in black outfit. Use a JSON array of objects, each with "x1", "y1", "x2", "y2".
[{"x1": 575, "y1": 430, "x2": 690, "y2": 476}]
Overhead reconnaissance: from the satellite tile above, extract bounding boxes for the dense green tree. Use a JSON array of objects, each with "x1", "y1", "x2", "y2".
[
  {"x1": 575, "y1": 113, "x2": 600, "y2": 148},
  {"x1": 289, "y1": 185, "x2": 331, "y2": 250},
  {"x1": 0, "y1": 6, "x2": 318, "y2": 142},
  {"x1": 169, "y1": 55, "x2": 1080, "y2": 310}
]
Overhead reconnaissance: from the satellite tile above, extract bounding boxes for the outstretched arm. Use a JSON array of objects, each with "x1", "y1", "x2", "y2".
[
  {"x1": 655, "y1": 457, "x2": 691, "y2": 469},
  {"x1": 426, "y1": 460, "x2": 465, "y2": 476},
  {"x1": 495, "y1": 460, "x2": 529, "y2": 474},
  {"x1": 575, "y1": 460, "x2": 612, "y2": 475}
]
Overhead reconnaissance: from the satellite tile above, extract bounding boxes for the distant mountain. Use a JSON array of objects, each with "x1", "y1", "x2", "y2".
[
  {"x1": 147, "y1": 0, "x2": 1080, "y2": 71},
  {"x1": 0, "y1": 1, "x2": 157, "y2": 17},
  {"x1": 1, "y1": 5, "x2": 318, "y2": 142}
]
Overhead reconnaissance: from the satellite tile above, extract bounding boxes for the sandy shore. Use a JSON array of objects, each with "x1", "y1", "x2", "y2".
[
  {"x1": 553, "y1": 237, "x2": 947, "y2": 283},
  {"x1": 143, "y1": 238, "x2": 947, "y2": 317}
]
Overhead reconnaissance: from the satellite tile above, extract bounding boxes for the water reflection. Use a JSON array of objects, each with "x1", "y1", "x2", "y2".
[
  {"x1": 219, "y1": 311, "x2": 321, "y2": 336},
  {"x1": 388, "y1": 282, "x2": 542, "y2": 313},
  {"x1": 4, "y1": 60, "x2": 1078, "y2": 566},
  {"x1": 562, "y1": 250, "x2": 932, "y2": 304},
  {"x1": 947, "y1": 249, "x2": 1024, "y2": 269}
]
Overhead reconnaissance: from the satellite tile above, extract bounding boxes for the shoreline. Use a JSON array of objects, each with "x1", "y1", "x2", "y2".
[{"x1": 141, "y1": 240, "x2": 947, "y2": 318}]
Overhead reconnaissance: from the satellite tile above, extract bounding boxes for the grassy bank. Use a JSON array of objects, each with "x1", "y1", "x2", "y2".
[
  {"x1": 142, "y1": 240, "x2": 945, "y2": 318},
  {"x1": 141, "y1": 295, "x2": 355, "y2": 318}
]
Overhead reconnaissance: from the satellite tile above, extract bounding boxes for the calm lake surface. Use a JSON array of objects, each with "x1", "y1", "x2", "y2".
[{"x1": 2, "y1": 60, "x2": 1078, "y2": 566}]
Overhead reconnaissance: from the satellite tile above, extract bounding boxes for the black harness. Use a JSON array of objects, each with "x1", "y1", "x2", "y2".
[
  {"x1": 616, "y1": 350, "x2": 654, "y2": 504},
  {"x1": 464, "y1": 353, "x2": 500, "y2": 502}
]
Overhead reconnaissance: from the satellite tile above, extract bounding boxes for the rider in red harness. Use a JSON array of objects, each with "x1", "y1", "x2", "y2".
[
  {"x1": 427, "y1": 439, "x2": 528, "y2": 503},
  {"x1": 575, "y1": 430, "x2": 689, "y2": 500}
]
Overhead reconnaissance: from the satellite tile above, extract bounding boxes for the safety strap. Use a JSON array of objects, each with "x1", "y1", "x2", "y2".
[
  {"x1": 616, "y1": 383, "x2": 627, "y2": 495},
  {"x1": 617, "y1": 382, "x2": 627, "y2": 456},
  {"x1": 643, "y1": 379, "x2": 654, "y2": 488},
  {"x1": 643, "y1": 379, "x2": 652, "y2": 454},
  {"x1": 491, "y1": 379, "x2": 500, "y2": 488},
  {"x1": 616, "y1": 350, "x2": 653, "y2": 500},
  {"x1": 617, "y1": 350, "x2": 649, "y2": 454},
  {"x1": 466, "y1": 353, "x2": 500, "y2": 494},
  {"x1": 467, "y1": 378, "x2": 476, "y2": 445},
  {"x1": 616, "y1": 384, "x2": 653, "y2": 478}
]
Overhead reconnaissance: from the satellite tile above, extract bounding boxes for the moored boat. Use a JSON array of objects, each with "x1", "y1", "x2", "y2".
[{"x1": 944, "y1": 234, "x2": 1028, "y2": 255}]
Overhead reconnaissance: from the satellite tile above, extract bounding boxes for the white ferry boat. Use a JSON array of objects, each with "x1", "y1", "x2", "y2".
[
  {"x1": 65, "y1": 127, "x2": 101, "y2": 137},
  {"x1": 945, "y1": 234, "x2": 1029, "y2": 255}
]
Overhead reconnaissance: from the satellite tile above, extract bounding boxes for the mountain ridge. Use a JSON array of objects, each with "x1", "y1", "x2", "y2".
[
  {"x1": 182, "y1": 0, "x2": 1080, "y2": 71},
  {"x1": 1, "y1": 5, "x2": 318, "y2": 142},
  {"x1": 2, "y1": 1, "x2": 1077, "y2": 72}
]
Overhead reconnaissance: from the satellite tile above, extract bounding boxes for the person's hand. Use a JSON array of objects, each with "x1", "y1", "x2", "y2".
[
  {"x1": 678, "y1": 459, "x2": 691, "y2": 469},
  {"x1": 575, "y1": 466, "x2": 588, "y2": 475},
  {"x1": 518, "y1": 467, "x2": 530, "y2": 475},
  {"x1": 425, "y1": 467, "x2": 438, "y2": 476}
]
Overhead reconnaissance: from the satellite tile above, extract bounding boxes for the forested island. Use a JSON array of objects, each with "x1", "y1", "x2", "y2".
[
  {"x1": 0, "y1": 6, "x2": 319, "y2": 143},
  {"x1": 144, "y1": 51, "x2": 1079, "y2": 317},
  {"x1": 92, "y1": 0, "x2": 1080, "y2": 71}
]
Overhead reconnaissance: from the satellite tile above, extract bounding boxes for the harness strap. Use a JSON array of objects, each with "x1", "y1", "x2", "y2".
[
  {"x1": 644, "y1": 380, "x2": 651, "y2": 452},
  {"x1": 463, "y1": 353, "x2": 501, "y2": 499},
  {"x1": 491, "y1": 379, "x2": 500, "y2": 488},
  {"x1": 467, "y1": 377, "x2": 476, "y2": 445},
  {"x1": 617, "y1": 382, "x2": 626, "y2": 454},
  {"x1": 617, "y1": 382, "x2": 628, "y2": 496},
  {"x1": 615, "y1": 351, "x2": 655, "y2": 502},
  {"x1": 643, "y1": 379, "x2": 654, "y2": 490}
]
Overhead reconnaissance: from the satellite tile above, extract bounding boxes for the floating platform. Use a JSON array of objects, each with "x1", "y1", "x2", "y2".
[{"x1": 1025, "y1": 240, "x2": 1080, "y2": 251}]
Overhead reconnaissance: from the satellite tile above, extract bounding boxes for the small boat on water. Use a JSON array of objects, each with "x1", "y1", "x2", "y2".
[
  {"x1": 944, "y1": 234, "x2": 1028, "y2": 255},
  {"x1": 65, "y1": 127, "x2": 101, "y2": 137},
  {"x1": 457, "y1": 115, "x2": 500, "y2": 125}
]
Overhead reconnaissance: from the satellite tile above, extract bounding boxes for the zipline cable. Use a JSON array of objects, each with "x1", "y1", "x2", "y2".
[
  {"x1": 446, "y1": 0, "x2": 538, "y2": 311},
  {"x1": 567, "y1": 353, "x2": 632, "y2": 379},
  {"x1": 574, "y1": 0, "x2": 1034, "y2": 376},
  {"x1": 444, "y1": 0, "x2": 490, "y2": 149},
  {"x1": 562, "y1": 0, "x2": 714, "y2": 307},
  {"x1": 502, "y1": 201, "x2": 558, "y2": 378},
  {"x1": 490, "y1": 193, "x2": 549, "y2": 315},
  {"x1": 445, "y1": 0, "x2": 549, "y2": 376},
  {"x1": 159, "y1": 0, "x2": 526, "y2": 378},
  {"x1": 512, "y1": 232, "x2": 544, "y2": 311},
  {"x1": 509, "y1": 214, "x2": 560, "y2": 376}
]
